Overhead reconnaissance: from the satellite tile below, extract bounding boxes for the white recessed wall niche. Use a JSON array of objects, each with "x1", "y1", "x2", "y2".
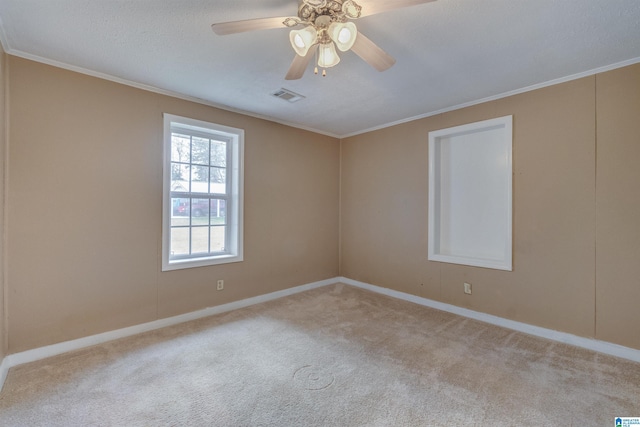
[{"x1": 428, "y1": 116, "x2": 513, "y2": 271}]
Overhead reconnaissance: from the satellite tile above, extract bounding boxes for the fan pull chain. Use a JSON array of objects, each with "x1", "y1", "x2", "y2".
[
  {"x1": 314, "y1": 47, "x2": 319, "y2": 75},
  {"x1": 312, "y1": 47, "x2": 327, "y2": 77}
]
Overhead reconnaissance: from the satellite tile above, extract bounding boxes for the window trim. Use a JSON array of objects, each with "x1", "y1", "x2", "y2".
[{"x1": 162, "y1": 113, "x2": 244, "y2": 271}]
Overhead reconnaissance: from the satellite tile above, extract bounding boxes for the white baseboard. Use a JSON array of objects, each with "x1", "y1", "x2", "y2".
[
  {"x1": 0, "y1": 355, "x2": 8, "y2": 392},
  {"x1": 1, "y1": 277, "x2": 338, "y2": 387},
  {"x1": 338, "y1": 276, "x2": 640, "y2": 363},
  {"x1": 2, "y1": 275, "x2": 639, "y2": 393}
]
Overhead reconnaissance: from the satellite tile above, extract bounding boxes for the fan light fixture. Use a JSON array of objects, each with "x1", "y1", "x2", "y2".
[
  {"x1": 317, "y1": 42, "x2": 340, "y2": 68},
  {"x1": 287, "y1": 0, "x2": 364, "y2": 76},
  {"x1": 328, "y1": 22, "x2": 357, "y2": 51},
  {"x1": 289, "y1": 26, "x2": 317, "y2": 56}
]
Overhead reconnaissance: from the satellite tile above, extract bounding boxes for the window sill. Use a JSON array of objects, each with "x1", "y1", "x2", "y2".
[{"x1": 162, "y1": 253, "x2": 243, "y2": 271}]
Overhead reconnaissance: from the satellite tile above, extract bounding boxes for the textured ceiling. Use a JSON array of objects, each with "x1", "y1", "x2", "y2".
[{"x1": 0, "y1": 0, "x2": 639, "y2": 137}]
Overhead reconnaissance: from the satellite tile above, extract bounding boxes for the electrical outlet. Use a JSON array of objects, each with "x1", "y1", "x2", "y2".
[
  {"x1": 217, "y1": 280, "x2": 224, "y2": 291},
  {"x1": 464, "y1": 282, "x2": 472, "y2": 295}
]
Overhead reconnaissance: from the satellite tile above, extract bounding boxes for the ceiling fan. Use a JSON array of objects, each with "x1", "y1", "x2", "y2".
[{"x1": 211, "y1": 0, "x2": 436, "y2": 80}]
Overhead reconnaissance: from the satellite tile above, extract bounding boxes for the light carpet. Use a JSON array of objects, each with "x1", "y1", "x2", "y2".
[{"x1": 1, "y1": 283, "x2": 639, "y2": 426}]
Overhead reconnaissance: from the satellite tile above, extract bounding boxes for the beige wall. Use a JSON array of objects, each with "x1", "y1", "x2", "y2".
[
  {"x1": 0, "y1": 48, "x2": 6, "y2": 360},
  {"x1": 341, "y1": 64, "x2": 640, "y2": 351},
  {"x1": 5, "y1": 54, "x2": 640, "y2": 355},
  {"x1": 595, "y1": 64, "x2": 640, "y2": 349},
  {"x1": 7, "y1": 57, "x2": 340, "y2": 353}
]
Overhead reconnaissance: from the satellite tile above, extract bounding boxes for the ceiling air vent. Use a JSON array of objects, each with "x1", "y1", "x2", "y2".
[{"x1": 271, "y1": 88, "x2": 305, "y2": 103}]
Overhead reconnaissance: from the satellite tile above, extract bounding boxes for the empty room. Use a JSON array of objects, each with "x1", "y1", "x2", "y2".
[{"x1": 0, "y1": 0, "x2": 639, "y2": 425}]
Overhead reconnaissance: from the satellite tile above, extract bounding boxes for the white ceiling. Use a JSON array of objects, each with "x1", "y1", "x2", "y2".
[{"x1": 1, "y1": 0, "x2": 639, "y2": 137}]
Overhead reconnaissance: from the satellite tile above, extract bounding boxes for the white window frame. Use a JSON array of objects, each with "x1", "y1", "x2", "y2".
[{"x1": 162, "y1": 113, "x2": 244, "y2": 271}]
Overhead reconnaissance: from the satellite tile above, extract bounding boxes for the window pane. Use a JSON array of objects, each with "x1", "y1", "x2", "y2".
[
  {"x1": 210, "y1": 226, "x2": 225, "y2": 252},
  {"x1": 191, "y1": 198, "x2": 210, "y2": 225},
  {"x1": 210, "y1": 167, "x2": 226, "y2": 194},
  {"x1": 192, "y1": 137, "x2": 210, "y2": 165},
  {"x1": 211, "y1": 141, "x2": 226, "y2": 167},
  {"x1": 171, "y1": 134, "x2": 191, "y2": 163},
  {"x1": 191, "y1": 227, "x2": 209, "y2": 254},
  {"x1": 171, "y1": 164, "x2": 190, "y2": 192},
  {"x1": 171, "y1": 198, "x2": 190, "y2": 226},
  {"x1": 170, "y1": 227, "x2": 190, "y2": 256},
  {"x1": 210, "y1": 199, "x2": 226, "y2": 224},
  {"x1": 191, "y1": 166, "x2": 209, "y2": 193}
]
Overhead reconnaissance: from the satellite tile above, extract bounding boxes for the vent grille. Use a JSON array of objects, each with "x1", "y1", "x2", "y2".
[{"x1": 271, "y1": 88, "x2": 305, "y2": 103}]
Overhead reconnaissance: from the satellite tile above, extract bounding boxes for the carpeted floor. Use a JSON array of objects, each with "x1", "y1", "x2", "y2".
[{"x1": 1, "y1": 283, "x2": 639, "y2": 426}]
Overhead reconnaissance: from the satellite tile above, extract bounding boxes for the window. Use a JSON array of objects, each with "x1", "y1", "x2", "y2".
[{"x1": 162, "y1": 114, "x2": 243, "y2": 271}]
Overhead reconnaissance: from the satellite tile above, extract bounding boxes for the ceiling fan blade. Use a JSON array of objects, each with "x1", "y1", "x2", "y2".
[
  {"x1": 358, "y1": 0, "x2": 436, "y2": 17},
  {"x1": 211, "y1": 16, "x2": 296, "y2": 35},
  {"x1": 350, "y1": 33, "x2": 396, "y2": 71},
  {"x1": 285, "y1": 46, "x2": 318, "y2": 80}
]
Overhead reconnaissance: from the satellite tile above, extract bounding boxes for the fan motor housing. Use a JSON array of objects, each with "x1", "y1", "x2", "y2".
[{"x1": 298, "y1": 0, "x2": 360, "y2": 24}]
